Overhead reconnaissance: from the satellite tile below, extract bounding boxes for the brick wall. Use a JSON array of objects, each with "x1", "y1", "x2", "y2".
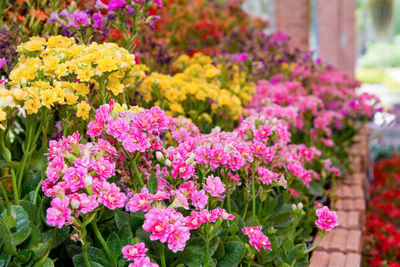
[
  {"x1": 274, "y1": 0, "x2": 310, "y2": 51},
  {"x1": 273, "y1": 0, "x2": 356, "y2": 75},
  {"x1": 317, "y1": 0, "x2": 356, "y2": 75}
]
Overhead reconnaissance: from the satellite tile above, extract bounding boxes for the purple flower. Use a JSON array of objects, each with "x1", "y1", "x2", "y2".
[
  {"x1": 153, "y1": 0, "x2": 163, "y2": 7},
  {"x1": 48, "y1": 12, "x2": 61, "y2": 23},
  {"x1": 108, "y1": 0, "x2": 125, "y2": 10},
  {"x1": 93, "y1": 12, "x2": 103, "y2": 29},
  {"x1": 69, "y1": 11, "x2": 91, "y2": 28},
  {"x1": 0, "y1": 58, "x2": 7, "y2": 69},
  {"x1": 231, "y1": 53, "x2": 248, "y2": 62}
]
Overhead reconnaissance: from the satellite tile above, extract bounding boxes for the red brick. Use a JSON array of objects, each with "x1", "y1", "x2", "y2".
[
  {"x1": 328, "y1": 252, "x2": 347, "y2": 267},
  {"x1": 347, "y1": 211, "x2": 361, "y2": 229},
  {"x1": 352, "y1": 186, "x2": 364, "y2": 198},
  {"x1": 330, "y1": 229, "x2": 348, "y2": 251},
  {"x1": 354, "y1": 198, "x2": 366, "y2": 211},
  {"x1": 346, "y1": 253, "x2": 361, "y2": 267},
  {"x1": 315, "y1": 231, "x2": 333, "y2": 251},
  {"x1": 346, "y1": 230, "x2": 362, "y2": 253},
  {"x1": 310, "y1": 251, "x2": 330, "y2": 267},
  {"x1": 337, "y1": 211, "x2": 347, "y2": 228}
]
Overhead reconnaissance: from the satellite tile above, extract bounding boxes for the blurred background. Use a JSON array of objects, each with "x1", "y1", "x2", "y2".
[{"x1": 243, "y1": 0, "x2": 400, "y2": 151}]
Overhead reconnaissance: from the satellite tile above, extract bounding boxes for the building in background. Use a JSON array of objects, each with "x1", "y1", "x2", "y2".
[{"x1": 244, "y1": 0, "x2": 357, "y2": 74}]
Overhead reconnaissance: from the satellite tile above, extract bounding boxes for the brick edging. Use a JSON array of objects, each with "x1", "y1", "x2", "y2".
[{"x1": 310, "y1": 127, "x2": 369, "y2": 267}]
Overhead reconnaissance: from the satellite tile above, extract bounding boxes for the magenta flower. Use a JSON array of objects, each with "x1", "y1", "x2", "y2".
[
  {"x1": 254, "y1": 124, "x2": 272, "y2": 142},
  {"x1": 315, "y1": 206, "x2": 338, "y2": 231},
  {"x1": 190, "y1": 189, "x2": 208, "y2": 210},
  {"x1": 93, "y1": 157, "x2": 115, "y2": 179},
  {"x1": 63, "y1": 167, "x2": 87, "y2": 192},
  {"x1": 122, "y1": 243, "x2": 148, "y2": 261},
  {"x1": 142, "y1": 208, "x2": 173, "y2": 242},
  {"x1": 46, "y1": 197, "x2": 72, "y2": 229},
  {"x1": 257, "y1": 167, "x2": 279, "y2": 185},
  {"x1": 76, "y1": 193, "x2": 99, "y2": 213},
  {"x1": 0, "y1": 58, "x2": 7, "y2": 69},
  {"x1": 92, "y1": 12, "x2": 103, "y2": 29},
  {"x1": 128, "y1": 256, "x2": 158, "y2": 267},
  {"x1": 98, "y1": 182, "x2": 127, "y2": 210},
  {"x1": 167, "y1": 224, "x2": 190, "y2": 252},
  {"x1": 203, "y1": 175, "x2": 226, "y2": 200},
  {"x1": 126, "y1": 187, "x2": 154, "y2": 212},
  {"x1": 108, "y1": 0, "x2": 125, "y2": 10},
  {"x1": 242, "y1": 226, "x2": 272, "y2": 251}
]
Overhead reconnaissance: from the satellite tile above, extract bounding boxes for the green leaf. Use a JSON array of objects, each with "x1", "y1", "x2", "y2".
[
  {"x1": 114, "y1": 211, "x2": 129, "y2": 230},
  {"x1": 31, "y1": 240, "x2": 51, "y2": 261},
  {"x1": 72, "y1": 254, "x2": 105, "y2": 267},
  {"x1": 0, "y1": 220, "x2": 16, "y2": 255},
  {"x1": 24, "y1": 224, "x2": 43, "y2": 249},
  {"x1": 0, "y1": 159, "x2": 18, "y2": 169},
  {"x1": 15, "y1": 249, "x2": 33, "y2": 264},
  {"x1": 42, "y1": 227, "x2": 70, "y2": 249},
  {"x1": 21, "y1": 169, "x2": 42, "y2": 198},
  {"x1": 147, "y1": 174, "x2": 158, "y2": 194},
  {"x1": 107, "y1": 233, "x2": 122, "y2": 263},
  {"x1": 88, "y1": 247, "x2": 109, "y2": 266},
  {"x1": 214, "y1": 239, "x2": 225, "y2": 261},
  {"x1": 1, "y1": 205, "x2": 31, "y2": 245},
  {"x1": 0, "y1": 253, "x2": 11, "y2": 267},
  {"x1": 20, "y1": 200, "x2": 40, "y2": 225},
  {"x1": 3, "y1": 216, "x2": 16, "y2": 229},
  {"x1": 118, "y1": 224, "x2": 133, "y2": 246},
  {"x1": 42, "y1": 258, "x2": 55, "y2": 267},
  {"x1": 228, "y1": 222, "x2": 239, "y2": 235},
  {"x1": 217, "y1": 241, "x2": 246, "y2": 267}
]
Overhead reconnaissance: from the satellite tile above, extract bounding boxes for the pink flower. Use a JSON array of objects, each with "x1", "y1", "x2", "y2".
[
  {"x1": 108, "y1": 0, "x2": 125, "y2": 10},
  {"x1": 315, "y1": 206, "x2": 338, "y2": 231},
  {"x1": 87, "y1": 101, "x2": 114, "y2": 137},
  {"x1": 93, "y1": 157, "x2": 115, "y2": 179},
  {"x1": 242, "y1": 226, "x2": 272, "y2": 251},
  {"x1": 122, "y1": 128, "x2": 150, "y2": 153},
  {"x1": 287, "y1": 163, "x2": 305, "y2": 177},
  {"x1": 171, "y1": 159, "x2": 195, "y2": 179},
  {"x1": 254, "y1": 124, "x2": 272, "y2": 142},
  {"x1": 98, "y1": 182, "x2": 127, "y2": 210},
  {"x1": 288, "y1": 188, "x2": 298, "y2": 197},
  {"x1": 275, "y1": 125, "x2": 290, "y2": 142},
  {"x1": 63, "y1": 167, "x2": 87, "y2": 192},
  {"x1": 167, "y1": 224, "x2": 190, "y2": 252},
  {"x1": 190, "y1": 189, "x2": 208, "y2": 210},
  {"x1": 122, "y1": 243, "x2": 148, "y2": 261},
  {"x1": 126, "y1": 188, "x2": 154, "y2": 212},
  {"x1": 216, "y1": 207, "x2": 235, "y2": 220},
  {"x1": 46, "y1": 197, "x2": 72, "y2": 229},
  {"x1": 203, "y1": 175, "x2": 226, "y2": 200},
  {"x1": 257, "y1": 167, "x2": 279, "y2": 184},
  {"x1": 69, "y1": 193, "x2": 99, "y2": 214},
  {"x1": 142, "y1": 208, "x2": 173, "y2": 242},
  {"x1": 128, "y1": 256, "x2": 158, "y2": 267},
  {"x1": 186, "y1": 211, "x2": 203, "y2": 230},
  {"x1": 106, "y1": 118, "x2": 130, "y2": 142}
]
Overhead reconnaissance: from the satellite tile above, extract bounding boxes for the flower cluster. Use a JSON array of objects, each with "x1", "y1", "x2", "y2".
[
  {"x1": 137, "y1": 53, "x2": 254, "y2": 131},
  {"x1": 122, "y1": 243, "x2": 159, "y2": 267},
  {"x1": 363, "y1": 154, "x2": 400, "y2": 266},
  {"x1": 242, "y1": 226, "x2": 272, "y2": 251}
]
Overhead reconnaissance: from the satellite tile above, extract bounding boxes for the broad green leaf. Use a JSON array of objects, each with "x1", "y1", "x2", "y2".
[
  {"x1": 147, "y1": 174, "x2": 158, "y2": 194},
  {"x1": 107, "y1": 233, "x2": 122, "y2": 263},
  {"x1": 118, "y1": 224, "x2": 133, "y2": 246},
  {"x1": 24, "y1": 224, "x2": 43, "y2": 249},
  {"x1": 21, "y1": 169, "x2": 42, "y2": 198},
  {"x1": 72, "y1": 254, "x2": 105, "y2": 267},
  {"x1": 3, "y1": 216, "x2": 16, "y2": 229},
  {"x1": 88, "y1": 247, "x2": 109, "y2": 266},
  {"x1": 114, "y1": 211, "x2": 129, "y2": 230},
  {"x1": 0, "y1": 253, "x2": 11, "y2": 267},
  {"x1": 42, "y1": 258, "x2": 55, "y2": 267},
  {"x1": 15, "y1": 249, "x2": 33, "y2": 264},
  {"x1": 0, "y1": 220, "x2": 16, "y2": 255},
  {"x1": 1, "y1": 205, "x2": 31, "y2": 245},
  {"x1": 31, "y1": 240, "x2": 51, "y2": 261},
  {"x1": 217, "y1": 241, "x2": 246, "y2": 267},
  {"x1": 20, "y1": 200, "x2": 40, "y2": 225}
]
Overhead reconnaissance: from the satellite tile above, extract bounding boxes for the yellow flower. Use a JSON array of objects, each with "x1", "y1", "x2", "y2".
[
  {"x1": 11, "y1": 88, "x2": 27, "y2": 101},
  {"x1": 18, "y1": 37, "x2": 45, "y2": 52},
  {"x1": 41, "y1": 89, "x2": 57, "y2": 108},
  {"x1": 43, "y1": 55, "x2": 60, "y2": 73},
  {"x1": 75, "y1": 65, "x2": 94, "y2": 82},
  {"x1": 108, "y1": 80, "x2": 124, "y2": 95},
  {"x1": 65, "y1": 91, "x2": 79, "y2": 105},
  {"x1": 73, "y1": 83, "x2": 90, "y2": 97},
  {"x1": 0, "y1": 107, "x2": 6, "y2": 121},
  {"x1": 169, "y1": 103, "x2": 184, "y2": 114},
  {"x1": 55, "y1": 63, "x2": 68, "y2": 78},
  {"x1": 76, "y1": 101, "x2": 91, "y2": 120},
  {"x1": 23, "y1": 98, "x2": 41, "y2": 114},
  {"x1": 96, "y1": 56, "x2": 118, "y2": 73}
]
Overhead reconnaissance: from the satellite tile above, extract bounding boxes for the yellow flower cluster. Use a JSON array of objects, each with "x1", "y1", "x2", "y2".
[
  {"x1": 138, "y1": 53, "x2": 255, "y2": 129},
  {"x1": 6, "y1": 35, "x2": 148, "y2": 118}
]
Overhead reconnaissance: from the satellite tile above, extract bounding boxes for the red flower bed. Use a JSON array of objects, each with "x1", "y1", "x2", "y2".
[{"x1": 363, "y1": 154, "x2": 400, "y2": 266}]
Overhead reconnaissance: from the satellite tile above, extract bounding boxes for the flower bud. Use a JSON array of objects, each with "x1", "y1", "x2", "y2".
[
  {"x1": 84, "y1": 175, "x2": 93, "y2": 188},
  {"x1": 155, "y1": 151, "x2": 164, "y2": 161},
  {"x1": 165, "y1": 159, "x2": 172, "y2": 167}
]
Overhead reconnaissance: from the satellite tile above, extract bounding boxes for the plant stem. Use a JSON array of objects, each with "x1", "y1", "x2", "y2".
[
  {"x1": 251, "y1": 166, "x2": 256, "y2": 220},
  {"x1": 130, "y1": 157, "x2": 145, "y2": 188},
  {"x1": 91, "y1": 221, "x2": 115, "y2": 266},
  {"x1": 82, "y1": 244, "x2": 91, "y2": 267},
  {"x1": 160, "y1": 243, "x2": 166, "y2": 267},
  {"x1": 304, "y1": 231, "x2": 326, "y2": 254},
  {"x1": 0, "y1": 181, "x2": 10, "y2": 216},
  {"x1": 224, "y1": 176, "x2": 231, "y2": 213},
  {"x1": 0, "y1": 131, "x2": 19, "y2": 205}
]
